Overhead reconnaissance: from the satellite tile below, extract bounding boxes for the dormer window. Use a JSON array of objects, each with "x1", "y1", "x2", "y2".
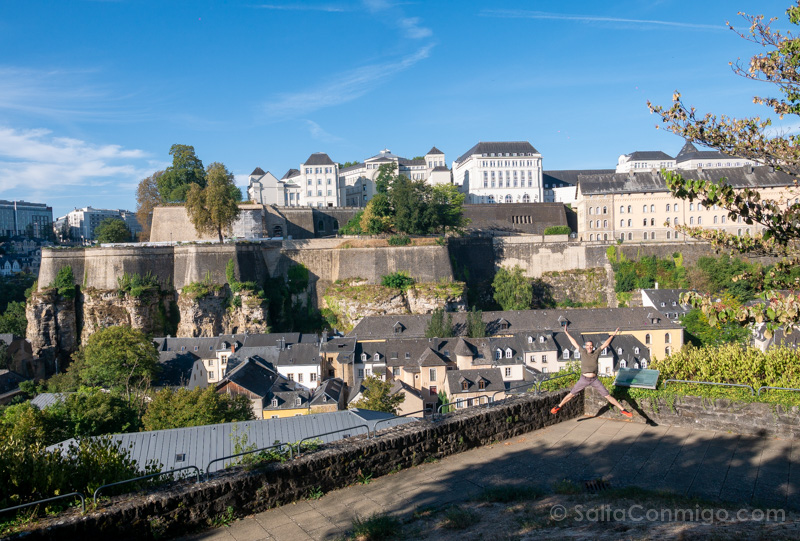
[
  {"x1": 361, "y1": 353, "x2": 367, "y2": 362},
  {"x1": 374, "y1": 353, "x2": 380, "y2": 361},
  {"x1": 562, "y1": 350, "x2": 570, "y2": 360},
  {"x1": 617, "y1": 347, "x2": 623, "y2": 355},
  {"x1": 660, "y1": 302, "x2": 665, "y2": 307},
  {"x1": 461, "y1": 381, "x2": 469, "y2": 391},
  {"x1": 271, "y1": 398, "x2": 278, "y2": 407},
  {"x1": 634, "y1": 347, "x2": 640, "y2": 354},
  {"x1": 527, "y1": 336, "x2": 533, "y2": 343},
  {"x1": 478, "y1": 379, "x2": 486, "y2": 390},
  {"x1": 602, "y1": 347, "x2": 608, "y2": 355},
  {"x1": 574, "y1": 349, "x2": 581, "y2": 359},
  {"x1": 539, "y1": 336, "x2": 545, "y2": 343},
  {"x1": 505, "y1": 348, "x2": 512, "y2": 359},
  {"x1": 620, "y1": 359, "x2": 627, "y2": 369},
  {"x1": 405, "y1": 352, "x2": 411, "y2": 359},
  {"x1": 641, "y1": 360, "x2": 648, "y2": 369},
  {"x1": 495, "y1": 349, "x2": 502, "y2": 360},
  {"x1": 295, "y1": 397, "x2": 302, "y2": 406},
  {"x1": 672, "y1": 301, "x2": 677, "y2": 306}
]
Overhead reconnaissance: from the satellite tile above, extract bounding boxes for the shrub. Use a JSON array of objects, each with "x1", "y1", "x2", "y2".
[
  {"x1": 338, "y1": 210, "x2": 364, "y2": 235},
  {"x1": 381, "y1": 271, "x2": 414, "y2": 291},
  {"x1": 117, "y1": 271, "x2": 160, "y2": 298},
  {"x1": 50, "y1": 266, "x2": 76, "y2": 299},
  {"x1": 182, "y1": 271, "x2": 222, "y2": 299},
  {"x1": 543, "y1": 225, "x2": 571, "y2": 235},
  {"x1": 387, "y1": 234, "x2": 411, "y2": 246}
]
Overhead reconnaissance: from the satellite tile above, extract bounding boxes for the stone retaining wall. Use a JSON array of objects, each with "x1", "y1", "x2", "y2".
[
  {"x1": 585, "y1": 387, "x2": 800, "y2": 439},
  {"x1": 9, "y1": 390, "x2": 578, "y2": 540}
]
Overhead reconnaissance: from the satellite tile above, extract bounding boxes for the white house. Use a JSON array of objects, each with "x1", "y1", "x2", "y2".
[
  {"x1": 452, "y1": 141, "x2": 544, "y2": 204},
  {"x1": 615, "y1": 151, "x2": 676, "y2": 173}
]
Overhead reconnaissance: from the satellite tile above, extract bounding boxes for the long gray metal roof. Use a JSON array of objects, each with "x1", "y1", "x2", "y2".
[{"x1": 48, "y1": 409, "x2": 416, "y2": 474}]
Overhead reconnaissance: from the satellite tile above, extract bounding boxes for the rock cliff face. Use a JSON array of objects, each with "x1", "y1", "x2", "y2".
[
  {"x1": 177, "y1": 288, "x2": 269, "y2": 338},
  {"x1": 323, "y1": 279, "x2": 467, "y2": 332},
  {"x1": 80, "y1": 288, "x2": 174, "y2": 344},
  {"x1": 26, "y1": 289, "x2": 77, "y2": 368}
]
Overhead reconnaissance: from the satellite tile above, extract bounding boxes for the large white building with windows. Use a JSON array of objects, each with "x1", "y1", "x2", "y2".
[{"x1": 451, "y1": 141, "x2": 544, "y2": 204}]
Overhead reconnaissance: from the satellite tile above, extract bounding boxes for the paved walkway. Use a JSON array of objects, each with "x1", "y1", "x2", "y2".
[{"x1": 184, "y1": 416, "x2": 800, "y2": 541}]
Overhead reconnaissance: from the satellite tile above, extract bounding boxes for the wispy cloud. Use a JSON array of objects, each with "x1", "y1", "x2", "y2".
[
  {"x1": 251, "y1": 3, "x2": 349, "y2": 12},
  {"x1": 363, "y1": 0, "x2": 432, "y2": 39},
  {"x1": 480, "y1": 9, "x2": 723, "y2": 31},
  {"x1": 0, "y1": 126, "x2": 158, "y2": 209},
  {"x1": 305, "y1": 120, "x2": 344, "y2": 143},
  {"x1": 263, "y1": 44, "x2": 433, "y2": 119}
]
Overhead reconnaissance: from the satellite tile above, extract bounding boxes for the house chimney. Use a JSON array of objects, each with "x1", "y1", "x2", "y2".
[
  {"x1": 654, "y1": 282, "x2": 659, "y2": 290},
  {"x1": 231, "y1": 343, "x2": 235, "y2": 353}
]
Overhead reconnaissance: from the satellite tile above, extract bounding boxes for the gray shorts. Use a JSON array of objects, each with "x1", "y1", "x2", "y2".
[{"x1": 569, "y1": 375, "x2": 610, "y2": 397}]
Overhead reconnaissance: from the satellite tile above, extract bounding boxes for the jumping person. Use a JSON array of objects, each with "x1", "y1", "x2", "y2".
[{"x1": 550, "y1": 324, "x2": 633, "y2": 418}]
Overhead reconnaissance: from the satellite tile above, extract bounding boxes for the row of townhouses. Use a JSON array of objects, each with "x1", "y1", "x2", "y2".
[{"x1": 152, "y1": 307, "x2": 682, "y2": 419}]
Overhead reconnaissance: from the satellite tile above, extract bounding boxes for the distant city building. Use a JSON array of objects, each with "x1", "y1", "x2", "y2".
[
  {"x1": 452, "y1": 141, "x2": 544, "y2": 204},
  {"x1": 615, "y1": 151, "x2": 676, "y2": 173},
  {"x1": 57, "y1": 207, "x2": 141, "y2": 242},
  {"x1": 616, "y1": 143, "x2": 755, "y2": 174},
  {"x1": 0, "y1": 200, "x2": 53, "y2": 239}
]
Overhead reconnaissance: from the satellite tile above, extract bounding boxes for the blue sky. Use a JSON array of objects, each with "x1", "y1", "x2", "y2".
[{"x1": 0, "y1": 0, "x2": 793, "y2": 218}]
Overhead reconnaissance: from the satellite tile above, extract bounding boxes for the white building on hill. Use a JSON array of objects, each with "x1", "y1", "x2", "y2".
[{"x1": 452, "y1": 141, "x2": 544, "y2": 204}]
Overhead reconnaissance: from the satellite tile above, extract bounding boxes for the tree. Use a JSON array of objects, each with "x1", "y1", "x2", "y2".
[
  {"x1": 351, "y1": 376, "x2": 404, "y2": 415},
  {"x1": 186, "y1": 162, "x2": 241, "y2": 242},
  {"x1": 70, "y1": 325, "x2": 159, "y2": 397},
  {"x1": 429, "y1": 184, "x2": 468, "y2": 235},
  {"x1": 157, "y1": 144, "x2": 206, "y2": 203},
  {"x1": 466, "y1": 307, "x2": 486, "y2": 338},
  {"x1": 142, "y1": 387, "x2": 254, "y2": 431},
  {"x1": 680, "y1": 308, "x2": 750, "y2": 348},
  {"x1": 375, "y1": 163, "x2": 397, "y2": 195},
  {"x1": 425, "y1": 307, "x2": 453, "y2": 338},
  {"x1": 136, "y1": 170, "x2": 163, "y2": 241},
  {"x1": 94, "y1": 217, "x2": 131, "y2": 243},
  {"x1": 390, "y1": 175, "x2": 432, "y2": 235},
  {"x1": 43, "y1": 387, "x2": 141, "y2": 444},
  {"x1": 648, "y1": 2, "x2": 800, "y2": 335},
  {"x1": 492, "y1": 265, "x2": 533, "y2": 311},
  {"x1": 359, "y1": 193, "x2": 392, "y2": 234},
  {"x1": 0, "y1": 301, "x2": 27, "y2": 337}
]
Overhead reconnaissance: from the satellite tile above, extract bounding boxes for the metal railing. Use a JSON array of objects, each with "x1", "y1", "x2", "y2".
[
  {"x1": 491, "y1": 381, "x2": 538, "y2": 404},
  {"x1": 437, "y1": 394, "x2": 493, "y2": 414},
  {"x1": 94, "y1": 466, "x2": 201, "y2": 503},
  {"x1": 661, "y1": 379, "x2": 755, "y2": 396},
  {"x1": 756, "y1": 386, "x2": 800, "y2": 397},
  {"x1": 371, "y1": 409, "x2": 428, "y2": 436},
  {"x1": 535, "y1": 371, "x2": 578, "y2": 394},
  {"x1": 0, "y1": 492, "x2": 85, "y2": 516},
  {"x1": 205, "y1": 443, "x2": 289, "y2": 481},
  {"x1": 297, "y1": 425, "x2": 370, "y2": 454}
]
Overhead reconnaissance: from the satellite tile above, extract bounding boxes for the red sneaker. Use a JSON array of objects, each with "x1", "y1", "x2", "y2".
[
  {"x1": 621, "y1": 409, "x2": 633, "y2": 418},
  {"x1": 550, "y1": 406, "x2": 561, "y2": 415}
]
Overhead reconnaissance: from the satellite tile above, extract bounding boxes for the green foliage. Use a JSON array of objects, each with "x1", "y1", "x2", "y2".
[
  {"x1": 0, "y1": 301, "x2": 27, "y2": 337},
  {"x1": 425, "y1": 307, "x2": 453, "y2": 338},
  {"x1": 185, "y1": 162, "x2": 241, "y2": 242},
  {"x1": 680, "y1": 307, "x2": 750, "y2": 347},
  {"x1": 157, "y1": 144, "x2": 207, "y2": 203},
  {"x1": 50, "y1": 266, "x2": 76, "y2": 299},
  {"x1": 117, "y1": 271, "x2": 160, "y2": 298},
  {"x1": 387, "y1": 234, "x2": 410, "y2": 246},
  {"x1": 226, "y1": 259, "x2": 263, "y2": 297},
  {"x1": 690, "y1": 254, "x2": 762, "y2": 302},
  {"x1": 287, "y1": 263, "x2": 309, "y2": 294},
  {"x1": 182, "y1": 271, "x2": 223, "y2": 299},
  {"x1": 492, "y1": 265, "x2": 532, "y2": 310},
  {"x1": 466, "y1": 307, "x2": 486, "y2": 338},
  {"x1": 612, "y1": 255, "x2": 688, "y2": 293},
  {"x1": 543, "y1": 225, "x2": 571, "y2": 235},
  {"x1": 381, "y1": 271, "x2": 414, "y2": 291},
  {"x1": 0, "y1": 274, "x2": 35, "y2": 313},
  {"x1": 606, "y1": 245, "x2": 618, "y2": 262},
  {"x1": 0, "y1": 433, "x2": 160, "y2": 510},
  {"x1": 360, "y1": 194, "x2": 392, "y2": 234},
  {"x1": 374, "y1": 163, "x2": 396, "y2": 195},
  {"x1": 70, "y1": 325, "x2": 159, "y2": 396},
  {"x1": 352, "y1": 376, "x2": 404, "y2": 415},
  {"x1": 142, "y1": 387, "x2": 254, "y2": 431},
  {"x1": 339, "y1": 210, "x2": 364, "y2": 235},
  {"x1": 94, "y1": 217, "x2": 131, "y2": 243},
  {"x1": 350, "y1": 513, "x2": 401, "y2": 541}
]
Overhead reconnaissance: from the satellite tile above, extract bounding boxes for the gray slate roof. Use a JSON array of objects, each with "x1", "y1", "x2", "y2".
[
  {"x1": 624, "y1": 151, "x2": 674, "y2": 161},
  {"x1": 543, "y1": 170, "x2": 615, "y2": 187},
  {"x1": 250, "y1": 167, "x2": 266, "y2": 176},
  {"x1": 48, "y1": 409, "x2": 415, "y2": 474},
  {"x1": 282, "y1": 169, "x2": 300, "y2": 180},
  {"x1": 339, "y1": 162, "x2": 365, "y2": 173},
  {"x1": 348, "y1": 308, "x2": 682, "y2": 340},
  {"x1": 675, "y1": 141, "x2": 738, "y2": 163},
  {"x1": 426, "y1": 146, "x2": 444, "y2": 155},
  {"x1": 455, "y1": 142, "x2": 540, "y2": 164},
  {"x1": 578, "y1": 166, "x2": 794, "y2": 195},
  {"x1": 446, "y1": 368, "x2": 506, "y2": 396},
  {"x1": 303, "y1": 153, "x2": 335, "y2": 166}
]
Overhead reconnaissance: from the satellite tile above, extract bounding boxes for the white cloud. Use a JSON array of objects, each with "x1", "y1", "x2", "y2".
[
  {"x1": 263, "y1": 44, "x2": 434, "y2": 119},
  {"x1": 305, "y1": 120, "x2": 344, "y2": 143},
  {"x1": 251, "y1": 3, "x2": 349, "y2": 12},
  {"x1": 480, "y1": 9, "x2": 723, "y2": 31},
  {"x1": 0, "y1": 126, "x2": 157, "y2": 209},
  {"x1": 362, "y1": 0, "x2": 432, "y2": 39}
]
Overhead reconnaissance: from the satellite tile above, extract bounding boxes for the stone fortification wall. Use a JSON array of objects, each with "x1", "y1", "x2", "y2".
[
  {"x1": 10, "y1": 390, "x2": 578, "y2": 541},
  {"x1": 585, "y1": 388, "x2": 800, "y2": 439},
  {"x1": 38, "y1": 244, "x2": 274, "y2": 293},
  {"x1": 150, "y1": 204, "x2": 267, "y2": 243}
]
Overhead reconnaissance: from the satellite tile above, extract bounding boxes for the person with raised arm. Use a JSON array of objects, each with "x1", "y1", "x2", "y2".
[{"x1": 550, "y1": 323, "x2": 632, "y2": 418}]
